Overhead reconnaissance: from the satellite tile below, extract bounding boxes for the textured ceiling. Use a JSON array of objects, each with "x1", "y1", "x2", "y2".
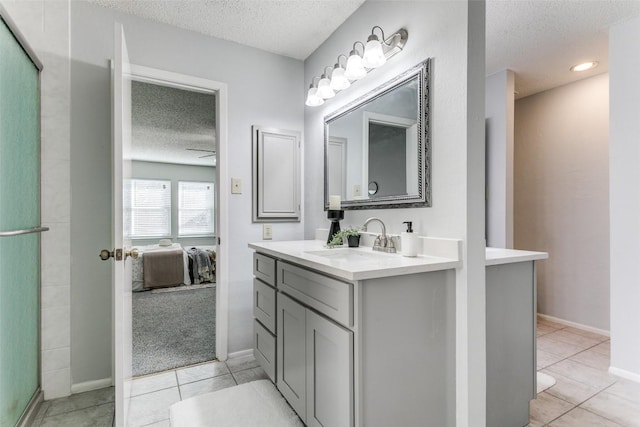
[
  {"x1": 486, "y1": 0, "x2": 640, "y2": 99},
  {"x1": 114, "y1": 0, "x2": 640, "y2": 164},
  {"x1": 131, "y1": 81, "x2": 216, "y2": 166},
  {"x1": 90, "y1": 0, "x2": 366, "y2": 60}
]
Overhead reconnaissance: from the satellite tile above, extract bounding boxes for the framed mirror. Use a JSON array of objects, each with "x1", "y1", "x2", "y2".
[{"x1": 324, "y1": 59, "x2": 430, "y2": 210}]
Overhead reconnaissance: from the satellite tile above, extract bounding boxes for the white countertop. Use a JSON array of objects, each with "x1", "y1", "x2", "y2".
[
  {"x1": 249, "y1": 240, "x2": 462, "y2": 281},
  {"x1": 249, "y1": 240, "x2": 548, "y2": 281},
  {"x1": 485, "y1": 247, "x2": 548, "y2": 266}
]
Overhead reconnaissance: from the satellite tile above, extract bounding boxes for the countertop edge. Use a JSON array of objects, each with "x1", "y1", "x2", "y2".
[{"x1": 485, "y1": 247, "x2": 549, "y2": 266}]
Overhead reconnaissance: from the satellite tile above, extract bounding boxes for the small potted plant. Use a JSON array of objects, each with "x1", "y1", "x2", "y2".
[{"x1": 327, "y1": 227, "x2": 361, "y2": 248}]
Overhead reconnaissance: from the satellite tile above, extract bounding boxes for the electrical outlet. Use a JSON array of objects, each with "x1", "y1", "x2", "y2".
[
  {"x1": 263, "y1": 224, "x2": 273, "y2": 240},
  {"x1": 231, "y1": 178, "x2": 242, "y2": 194},
  {"x1": 353, "y1": 184, "x2": 361, "y2": 197}
]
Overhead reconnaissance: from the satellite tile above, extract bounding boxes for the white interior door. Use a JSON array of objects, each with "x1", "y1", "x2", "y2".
[{"x1": 112, "y1": 22, "x2": 133, "y2": 427}]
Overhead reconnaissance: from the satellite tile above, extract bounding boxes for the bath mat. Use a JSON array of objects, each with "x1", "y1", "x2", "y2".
[
  {"x1": 170, "y1": 380, "x2": 303, "y2": 427},
  {"x1": 537, "y1": 372, "x2": 556, "y2": 393}
]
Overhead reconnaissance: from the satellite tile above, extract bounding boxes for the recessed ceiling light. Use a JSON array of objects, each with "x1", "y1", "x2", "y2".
[{"x1": 571, "y1": 61, "x2": 599, "y2": 72}]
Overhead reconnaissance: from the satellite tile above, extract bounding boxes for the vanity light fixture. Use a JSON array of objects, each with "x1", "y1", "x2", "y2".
[
  {"x1": 305, "y1": 26, "x2": 408, "y2": 107},
  {"x1": 316, "y1": 66, "x2": 336, "y2": 99},
  {"x1": 305, "y1": 77, "x2": 324, "y2": 107},
  {"x1": 570, "y1": 61, "x2": 599, "y2": 72}
]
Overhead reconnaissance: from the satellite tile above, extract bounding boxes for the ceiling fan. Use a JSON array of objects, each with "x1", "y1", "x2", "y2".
[{"x1": 186, "y1": 148, "x2": 216, "y2": 158}]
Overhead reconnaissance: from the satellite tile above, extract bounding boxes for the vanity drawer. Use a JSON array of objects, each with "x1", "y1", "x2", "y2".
[
  {"x1": 253, "y1": 252, "x2": 276, "y2": 286},
  {"x1": 253, "y1": 278, "x2": 276, "y2": 334},
  {"x1": 254, "y1": 320, "x2": 276, "y2": 382},
  {"x1": 277, "y1": 261, "x2": 353, "y2": 327}
]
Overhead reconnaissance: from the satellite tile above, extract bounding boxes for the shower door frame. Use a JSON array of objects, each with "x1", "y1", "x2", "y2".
[{"x1": 0, "y1": 5, "x2": 45, "y2": 427}]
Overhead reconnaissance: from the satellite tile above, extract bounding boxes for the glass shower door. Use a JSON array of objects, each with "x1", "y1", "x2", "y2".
[{"x1": 0, "y1": 14, "x2": 44, "y2": 427}]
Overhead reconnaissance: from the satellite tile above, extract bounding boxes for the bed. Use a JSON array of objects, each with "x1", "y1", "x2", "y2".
[{"x1": 132, "y1": 243, "x2": 216, "y2": 291}]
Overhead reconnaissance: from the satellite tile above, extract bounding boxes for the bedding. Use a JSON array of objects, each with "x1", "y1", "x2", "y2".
[
  {"x1": 132, "y1": 243, "x2": 215, "y2": 291},
  {"x1": 143, "y1": 248, "x2": 184, "y2": 289}
]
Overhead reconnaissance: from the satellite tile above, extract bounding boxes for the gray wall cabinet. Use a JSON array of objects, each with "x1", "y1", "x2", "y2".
[{"x1": 252, "y1": 126, "x2": 301, "y2": 222}]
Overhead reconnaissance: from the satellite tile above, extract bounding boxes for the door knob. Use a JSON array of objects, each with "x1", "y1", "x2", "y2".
[
  {"x1": 125, "y1": 248, "x2": 139, "y2": 260},
  {"x1": 100, "y1": 248, "x2": 138, "y2": 261},
  {"x1": 99, "y1": 249, "x2": 114, "y2": 261}
]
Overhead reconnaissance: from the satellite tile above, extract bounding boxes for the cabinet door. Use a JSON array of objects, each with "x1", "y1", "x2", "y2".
[
  {"x1": 277, "y1": 293, "x2": 307, "y2": 420},
  {"x1": 306, "y1": 310, "x2": 354, "y2": 427}
]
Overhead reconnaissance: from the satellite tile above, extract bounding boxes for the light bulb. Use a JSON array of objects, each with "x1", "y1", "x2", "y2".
[
  {"x1": 316, "y1": 75, "x2": 335, "y2": 99},
  {"x1": 362, "y1": 34, "x2": 386, "y2": 68},
  {"x1": 330, "y1": 66, "x2": 350, "y2": 91},
  {"x1": 345, "y1": 51, "x2": 367, "y2": 80},
  {"x1": 305, "y1": 86, "x2": 324, "y2": 107}
]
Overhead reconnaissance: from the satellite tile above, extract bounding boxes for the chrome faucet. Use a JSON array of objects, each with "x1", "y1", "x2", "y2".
[{"x1": 362, "y1": 217, "x2": 396, "y2": 253}]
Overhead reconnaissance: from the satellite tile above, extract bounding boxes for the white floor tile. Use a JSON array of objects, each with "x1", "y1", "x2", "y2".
[
  {"x1": 131, "y1": 371, "x2": 178, "y2": 396},
  {"x1": 127, "y1": 387, "x2": 180, "y2": 427},
  {"x1": 179, "y1": 374, "x2": 237, "y2": 400},
  {"x1": 176, "y1": 361, "x2": 230, "y2": 385},
  {"x1": 548, "y1": 407, "x2": 622, "y2": 427},
  {"x1": 582, "y1": 390, "x2": 640, "y2": 427}
]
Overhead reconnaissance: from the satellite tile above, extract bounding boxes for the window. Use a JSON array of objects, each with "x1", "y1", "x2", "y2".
[
  {"x1": 124, "y1": 179, "x2": 171, "y2": 238},
  {"x1": 179, "y1": 181, "x2": 215, "y2": 236}
]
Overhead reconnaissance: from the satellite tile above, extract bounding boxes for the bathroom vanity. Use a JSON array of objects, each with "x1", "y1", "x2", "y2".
[
  {"x1": 249, "y1": 239, "x2": 547, "y2": 427},
  {"x1": 485, "y1": 248, "x2": 548, "y2": 427}
]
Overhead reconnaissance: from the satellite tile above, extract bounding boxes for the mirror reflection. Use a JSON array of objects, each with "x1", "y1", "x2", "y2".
[{"x1": 324, "y1": 59, "x2": 430, "y2": 209}]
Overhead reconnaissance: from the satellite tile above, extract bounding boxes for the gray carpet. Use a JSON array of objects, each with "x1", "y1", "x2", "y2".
[{"x1": 133, "y1": 286, "x2": 216, "y2": 376}]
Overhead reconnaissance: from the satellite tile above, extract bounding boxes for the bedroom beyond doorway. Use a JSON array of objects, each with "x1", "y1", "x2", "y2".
[{"x1": 129, "y1": 78, "x2": 218, "y2": 377}]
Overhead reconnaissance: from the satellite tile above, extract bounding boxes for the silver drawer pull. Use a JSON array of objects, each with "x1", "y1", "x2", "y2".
[{"x1": 0, "y1": 226, "x2": 50, "y2": 237}]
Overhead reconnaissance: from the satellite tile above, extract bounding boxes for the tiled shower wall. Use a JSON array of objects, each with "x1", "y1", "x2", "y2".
[{"x1": 2, "y1": 0, "x2": 72, "y2": 399}]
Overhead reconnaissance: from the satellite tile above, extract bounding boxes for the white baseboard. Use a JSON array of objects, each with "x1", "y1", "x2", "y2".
[
  {"x1": 609, "y1": 367, "x2": 640, "y2": 384},
  {"x1": 537, "y1": 313, "x2": 610, "y2": 337},
  {"x1": 71, "y1": 378, "x2": 113, "y2": 394},
  {"x1": 227, "y1": 349, "x2": 253, "y2": 359}
]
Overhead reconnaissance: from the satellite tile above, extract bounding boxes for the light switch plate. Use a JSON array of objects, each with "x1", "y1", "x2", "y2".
[
  {"x1": 231, "y1": 178, "x2": 242, "y2": 194},
  {"x1": 263, "y1": 224, "x2": 273, "y2": 240}
]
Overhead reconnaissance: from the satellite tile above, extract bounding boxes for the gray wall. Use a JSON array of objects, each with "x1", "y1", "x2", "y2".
[
  {"x1": 609, "y1": 15, "x2": 640, "y2": 378},
  {"x1": 70, "y1": 1, "x2": 304, "y2": 385},
  {"x1": 131, "y1": 161, "x2": 216, "y2": 247},
  {"x1": 368, "y1": 123, "x2": 406, "y2": 197},
  {"x1": 485, "y1": 69, "x2": 515, "y2": 248},
  {"x1": 514, "y1": 73, "x2": 610, "y2": 330}
]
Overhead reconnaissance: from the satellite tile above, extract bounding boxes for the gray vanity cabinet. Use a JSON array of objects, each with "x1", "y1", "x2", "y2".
[
  {"x1": 252, "y1": 249, "x2": 456, "y2": 427},
  {"x1": 277, "y1": 278, "x2": 354, "y2": 427},
  {"x1": 486, "y1": 261, "x2": 537, "y2": 427},
  {"x1": 277, "y1": 292, "x2": 307, "y2": 419},
  {"x1": 253, "y1": 253, "x2": 278, "y2": 382}
]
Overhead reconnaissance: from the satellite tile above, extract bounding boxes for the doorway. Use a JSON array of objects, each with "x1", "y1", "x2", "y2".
[{"x1": 124, "y1": 65, "x2": 229, "y2": 377}]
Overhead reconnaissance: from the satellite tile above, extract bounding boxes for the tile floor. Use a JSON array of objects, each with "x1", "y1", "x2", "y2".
[
  {"x1": 529, "y1": 318, "x2": 640, "y2": 426},
  {"x1": 28, "y1": 319, "x2": 640, "y2": 427},
  {"x1": 29, "y1": 354, "x2": 267, "y2": 426}
]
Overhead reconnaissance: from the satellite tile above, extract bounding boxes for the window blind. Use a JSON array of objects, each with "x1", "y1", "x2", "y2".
[
  {"x1": 124, "y1": 179, "x2": 171, "y2": 238},
  {"x1": 179, "y1": 181, "x2": 215, "y2": 236}
]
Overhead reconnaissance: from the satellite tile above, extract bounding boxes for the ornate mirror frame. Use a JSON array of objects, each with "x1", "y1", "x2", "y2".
[{"x1": 323, "y1": 58, "x2": 431, "y2": 210}]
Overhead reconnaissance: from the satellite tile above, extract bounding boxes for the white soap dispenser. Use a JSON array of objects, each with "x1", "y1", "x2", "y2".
[{"x1": 401, "y1": 221, "x2": 418, "y2": 257}]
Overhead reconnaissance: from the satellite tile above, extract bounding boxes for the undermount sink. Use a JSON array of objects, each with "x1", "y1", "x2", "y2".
[{"x1": 304, "y1": 248, "x2": 397, "y2": 262}]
